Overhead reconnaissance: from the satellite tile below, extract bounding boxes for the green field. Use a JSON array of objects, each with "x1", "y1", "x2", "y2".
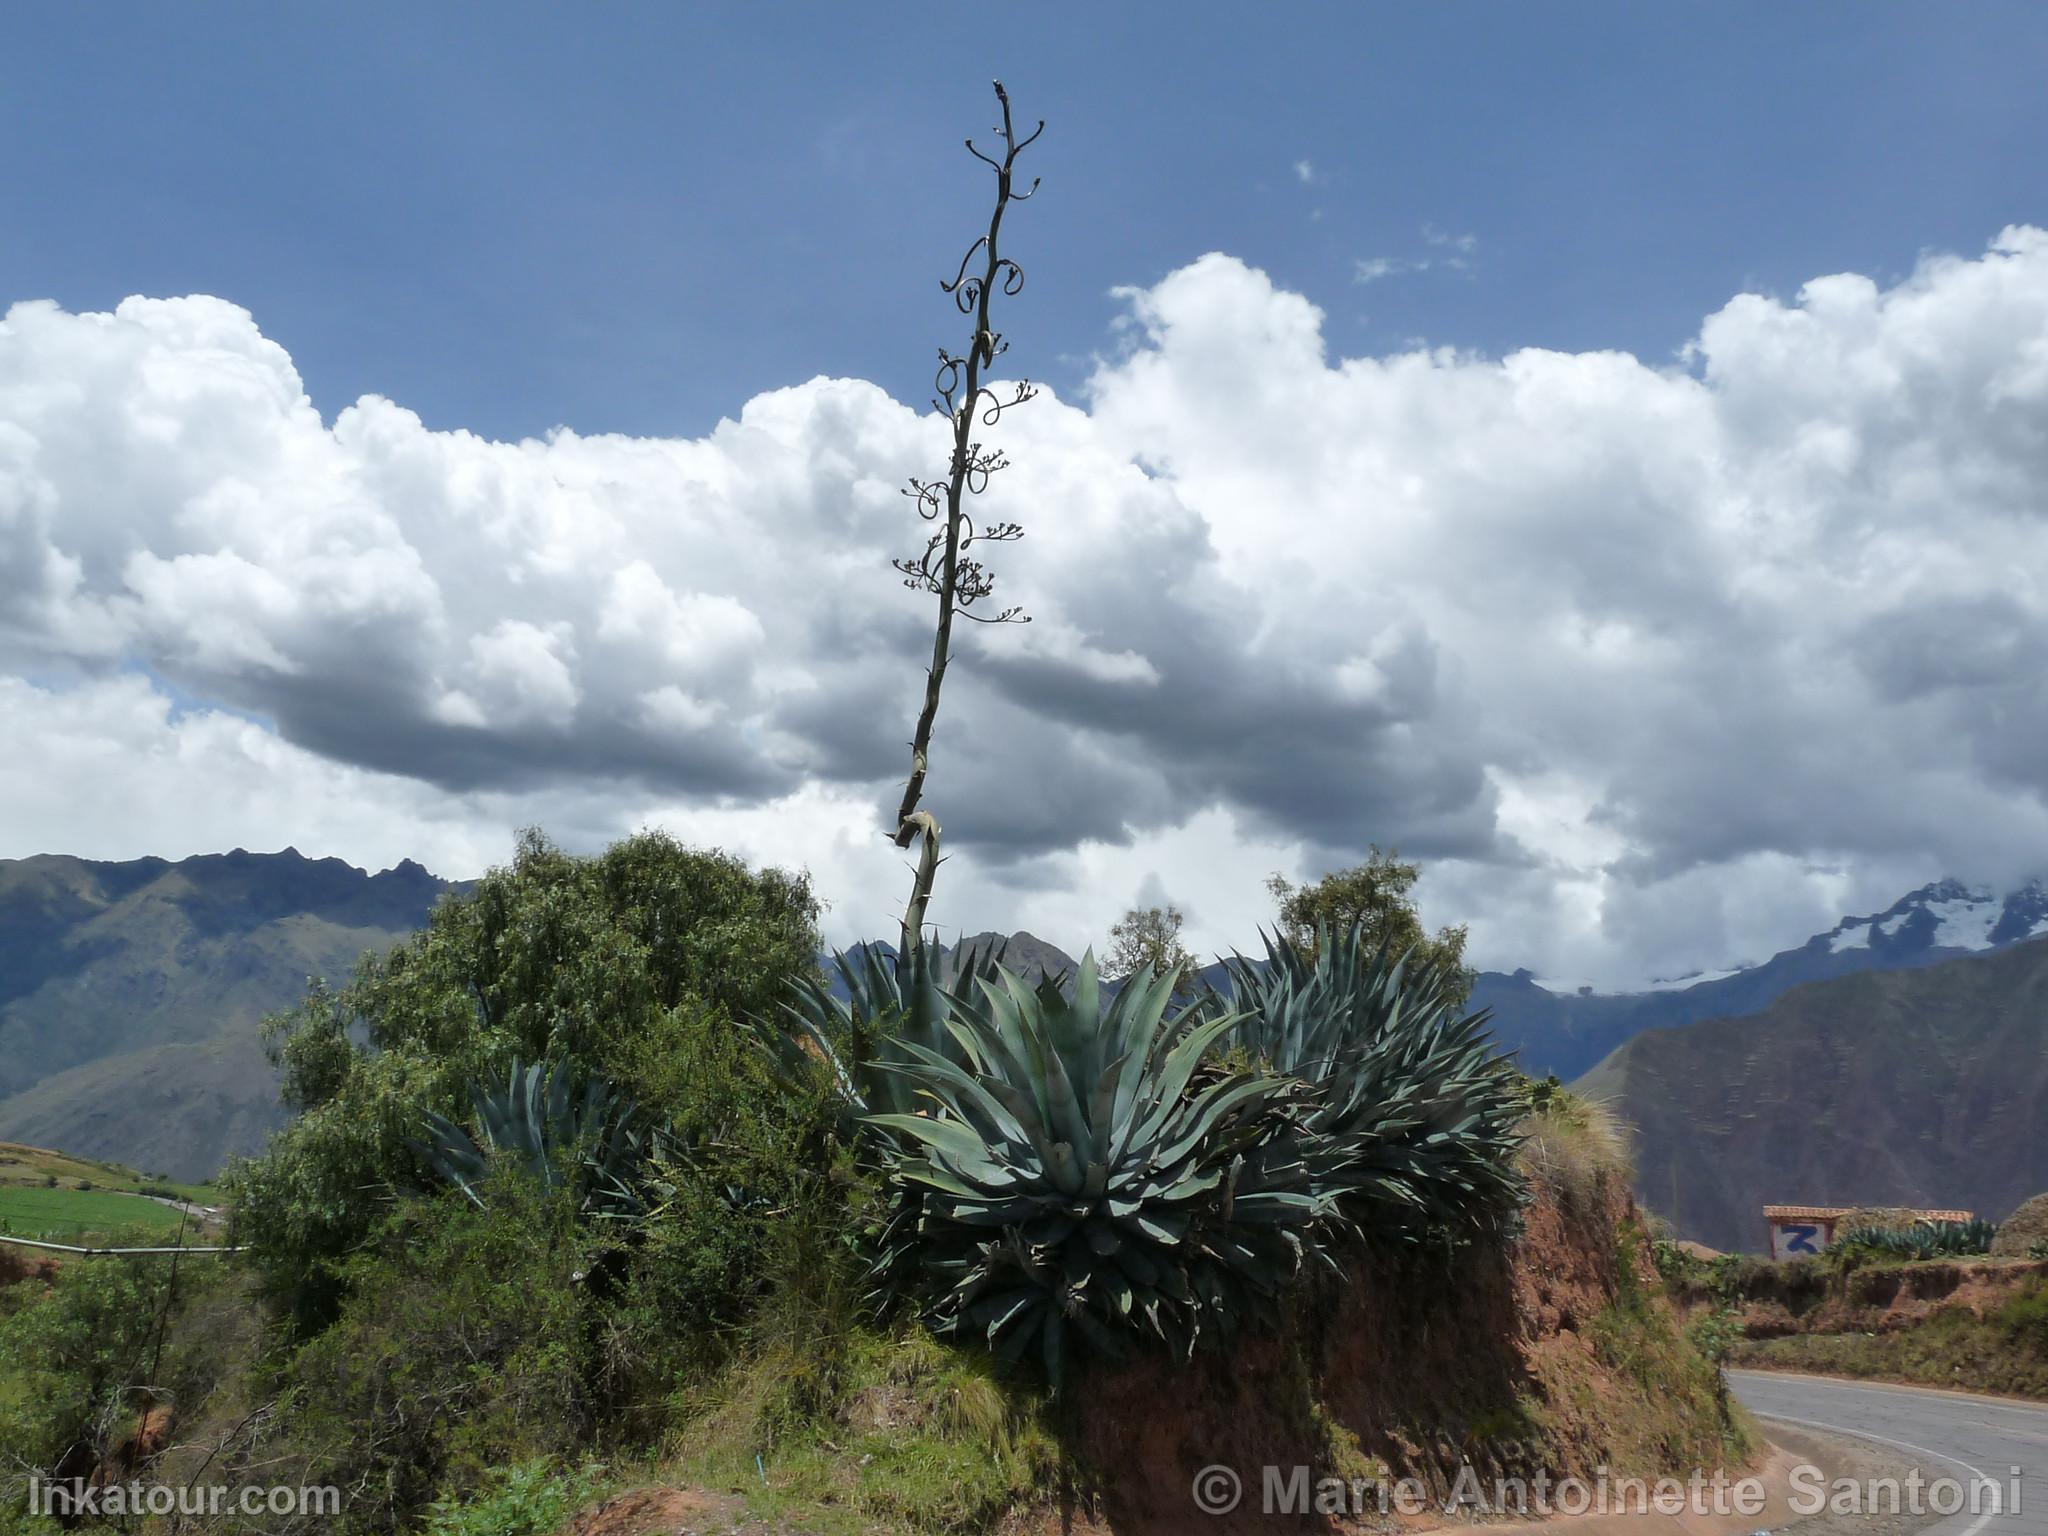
[
  {"x1": 0, "y1": 1184, "x2": 194, "y2": 1241},
  {"x1": 0, "y1": 1141, "x2": 217, "y2": 1205}
]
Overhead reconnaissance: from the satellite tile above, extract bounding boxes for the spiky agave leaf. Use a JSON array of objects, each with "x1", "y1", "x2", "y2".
[
  {"x1": 866, "y1": 952, "x2": 1329, "y2": 1387},
  {"x1": 1206, "y1": 923, "x2": 1525, "y2": 1245},
  {"x1": 752, "y1": 939, "x2": 1007, "y2": 1135},
  {"x1": 749, "y1": 940, "x2": 1019, "y2": 1302},
  {"x1": 412, "y1": 1056, "x2": 653, "y2": 1218}
]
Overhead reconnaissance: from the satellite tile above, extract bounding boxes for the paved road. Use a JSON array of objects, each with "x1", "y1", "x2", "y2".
[{"x1": 1732, "y1": 1370, "x2": 2048, "y2": 1536}]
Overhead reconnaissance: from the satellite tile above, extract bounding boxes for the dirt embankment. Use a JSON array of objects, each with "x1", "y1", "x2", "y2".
[
  {"x1": 1067, "y1": 1166, "x2": 1746, "y2": 1533},
  {"x1": 1806, "y1": 1257, "x2": 2048, "y2": 1332},
  {"x1": 1722, "y1": 1256, "x2": 2048, "y2": 1339},
  {"x1": 0, "y1": 1241, "x2": 60, "y2": 1287},
  {"x1": 1708, "y1": 1255, "x2": 2048, "y2": 1399}
]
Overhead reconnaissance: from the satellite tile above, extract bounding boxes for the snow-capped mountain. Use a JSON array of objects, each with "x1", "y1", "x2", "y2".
[
  {"x1": 1820, "y1": 879, "x2": 2048, "y2": 958},
  {"x1": 1474, "y1": 878, "x2": 2048, "y2": 1080}
]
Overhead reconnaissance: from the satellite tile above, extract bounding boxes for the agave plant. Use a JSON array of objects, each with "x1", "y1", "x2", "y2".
[
  {"x1": 866, "y1": 954, "x2": 1330, "y2": 1384},
  {"x1": 753, "y1": 938, "x2": 1008, "y2": 1139},
  {"x1": 1205, "y1": 924, "x2": 1525, "y2": 1244},
  {"x1": 413, "y1": 1056, "x2": 658, "y2": 1220},
  {"x1": 1835, "y1": 1218, "x2": 1997, "y2": 1261}
]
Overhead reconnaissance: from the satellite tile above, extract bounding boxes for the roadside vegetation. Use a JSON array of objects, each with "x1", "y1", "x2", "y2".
[
  {"x1": 1654, "y1": 1212, "x2": 2048, "y2": 1400},
  {"x1": 1733, "y1": 1276, "x2": 2048, "y2": 1398}
]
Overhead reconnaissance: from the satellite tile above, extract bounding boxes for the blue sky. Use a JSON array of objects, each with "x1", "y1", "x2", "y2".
[
  {"x1": 5, "y1": 5, "x2": 2048, "y2": 984},
  {"x1": 10, "y1": 5, "x2": 2046, "y2": 440}
]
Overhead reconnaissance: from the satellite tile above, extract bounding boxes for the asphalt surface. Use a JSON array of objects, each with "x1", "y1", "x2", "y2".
[{"x1": 1732, "y1": 1370, "x2": 2048, "y2": 1536}]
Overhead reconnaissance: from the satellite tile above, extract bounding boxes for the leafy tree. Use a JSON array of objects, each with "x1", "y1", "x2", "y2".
[
  {"x1": 1265, "y1": 847, "x2": 1473, "y2": 1004},
  {"x1": 1103, "y1": 903, "x2": 1193, "y2": 988},
  {"x1": 225, "y1": 827, "x2": 822, "y2": 1331}
]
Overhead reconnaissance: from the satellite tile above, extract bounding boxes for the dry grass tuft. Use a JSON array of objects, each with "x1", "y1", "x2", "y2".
[{"x1": 1517, "y1": 1085, "x2": 1633, "y2": 1208}]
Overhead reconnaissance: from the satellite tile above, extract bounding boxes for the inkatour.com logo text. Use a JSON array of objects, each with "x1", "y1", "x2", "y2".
[{"x1": 27, "y1": 1478, "x2": 341, "y2": 1520}]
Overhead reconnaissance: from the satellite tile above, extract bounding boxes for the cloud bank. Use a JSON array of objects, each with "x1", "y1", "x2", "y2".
[{"x1": 4, "y1": 229, "x2": 2046, "y2": 986}]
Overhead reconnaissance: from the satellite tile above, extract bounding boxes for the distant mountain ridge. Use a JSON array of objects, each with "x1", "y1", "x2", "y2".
[
  {"x1": 0, "y1": 849, "x2": 456, "y2": 1179},
  {"x1": 1475, "y1": 879, "x2": 2048, "y2": 1080},
  {"x1": 4, "y1": 849, "x2": 2040, "y2": 1190}
]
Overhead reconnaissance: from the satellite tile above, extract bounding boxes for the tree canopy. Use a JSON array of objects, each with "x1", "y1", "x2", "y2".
[
  {"x1": 1266, "y1": 848, "x2": 1473, "y2": 1003},
  {"x1": 1103, "y1": 903, "x2": 1194, "y2": 989},
  {"x1": 227, "y1": 827, "x2": 821, "y2": 1329}
]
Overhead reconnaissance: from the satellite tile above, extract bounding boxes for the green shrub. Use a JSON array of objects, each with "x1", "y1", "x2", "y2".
[
  {"x1": 1685, "y1": 1305, "x2": 1745, "y2": 1367},
  {"x1": 1997, "y1": 1280, "x2": 2048, "y2": 1353},
  {"x1": 1832, "y1": 1218, "x2": 1997, "y2": 1264},
  {"x1": 422, "y1": 1457, "x2": 605, "y2": 1536},
  {"x1": 865, "y1": 955, "x2": 1318, "y2": 1381},
  {"x1": 1206, "y1": 924, "x2": 1527, "y2": 1241},
  {"x1": 226, "y1": 828, "x2": 820, "y2": 1333},
  {"x1": 0, "y1": 1234, "x2": 165, "y2": 1495},
  {"x1": 274, "y1": 1179, "x2": 593, "y2": 1534},
  {"x1": 413, "y1": 1058, "x2": 657, "y2": 1219}
]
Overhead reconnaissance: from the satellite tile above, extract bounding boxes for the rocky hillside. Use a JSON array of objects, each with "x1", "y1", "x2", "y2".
[
  {"x1": 1479, "y1": 879, "x2": 2048, "y2": 1080},
  {"x1": 0, "y1": 850, "x2": 454, "y2": 1179},
  {"x1": 1576, "y1": 934, "x2": 2048, "y2": 1253}
]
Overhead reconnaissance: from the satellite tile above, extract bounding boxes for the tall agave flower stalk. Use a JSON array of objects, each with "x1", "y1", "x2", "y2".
[
  {"x1": 887, "y1": 82, "x2": 1042, "y2": 955},
  {"x1": 1208, "y1": 924, "x2": 1526, "y2": 1243}
]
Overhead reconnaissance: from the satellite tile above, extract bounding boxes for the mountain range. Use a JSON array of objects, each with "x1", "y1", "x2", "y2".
[
  {"x1": 0, "y1": 850, "x2": 454, "y2": 1179},
  {"x1": 1475, "y1": 880, "x2": 2048, "y2": 1080},
  {"x1": 1575, "y1": 931, "x2": 2048, "y2": 1252},
  {"x1": 0, "y1": 849, "x2": 2040, "y2": 1247}
]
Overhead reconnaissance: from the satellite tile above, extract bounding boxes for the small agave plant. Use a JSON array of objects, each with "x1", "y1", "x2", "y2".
[
  {"x1": 1836, "y1": 1218, "x2": 1997, "y2": 1261},
  {"x1": 1208, "y1": 925, "x2": 1526, "y2": 1244},
  {"x1": 754, "y1": 939, "x2": 1008, "y2": 1140},
  {"x1": 413, "y1": 1057, "x2": 660, "y2": 1220},
  {"x1": 864, "y1": 956, "x2": 1329, "y2": 1384}
]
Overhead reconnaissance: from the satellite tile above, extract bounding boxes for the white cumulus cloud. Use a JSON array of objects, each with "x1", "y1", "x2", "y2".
[{"x1": 4, "y1": 231, "x2": 2047, "y2": 985}]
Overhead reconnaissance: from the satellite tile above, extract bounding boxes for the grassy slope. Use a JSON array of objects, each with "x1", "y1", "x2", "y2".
[
  {"x1": 1576, "y1": 934, "x2": 2048, "y2": 1252},
  {"x1": 0, "y1": 1138, "x2": 218, "y2": 1240}
]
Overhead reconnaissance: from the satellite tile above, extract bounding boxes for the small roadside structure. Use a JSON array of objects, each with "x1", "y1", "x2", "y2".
[{"x1": 1763, "y1": 1203, "x2": 1974, "y2": 1259}]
